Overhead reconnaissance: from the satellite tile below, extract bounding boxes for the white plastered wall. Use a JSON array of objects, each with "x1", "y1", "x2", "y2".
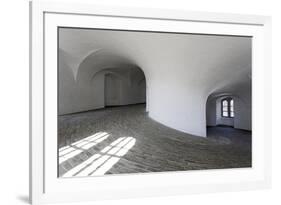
[
  {"x1": 59, "y1": 28, "x2": 252, "y2": 137},
  {"x1": 206, "y1": 90, "x2": 252, "y2": 131},
  {"x1": 58, "y1": 63, "x2": 146, "y2": 114}
]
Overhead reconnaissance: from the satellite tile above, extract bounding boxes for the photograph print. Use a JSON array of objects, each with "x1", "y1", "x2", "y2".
[{"x1": 58, "y1": 27, "x2": 252, "y2": 178}]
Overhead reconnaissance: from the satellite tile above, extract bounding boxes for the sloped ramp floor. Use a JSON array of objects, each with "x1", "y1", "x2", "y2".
[{"x1": 58, "y1": 104, "x2": 251, "y2": 178}]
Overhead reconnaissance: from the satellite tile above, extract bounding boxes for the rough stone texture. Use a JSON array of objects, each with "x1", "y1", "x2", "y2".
[{"x1": 58, "y1": 104, "x2": 251, "y2": 177}]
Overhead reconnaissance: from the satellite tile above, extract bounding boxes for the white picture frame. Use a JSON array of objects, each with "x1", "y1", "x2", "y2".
[{"x1": 29, "y1": 1, "x2": 272, "y2": 204}]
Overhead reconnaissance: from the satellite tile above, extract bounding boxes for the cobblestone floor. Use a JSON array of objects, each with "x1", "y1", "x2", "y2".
[{"x1": 58, "y1": 104, "x2": 252, "y2": 177}]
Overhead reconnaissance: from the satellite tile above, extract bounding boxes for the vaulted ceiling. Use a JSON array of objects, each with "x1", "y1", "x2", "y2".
[{"x1": 59, "y1": 27, "x2": 252, "y2": 137}]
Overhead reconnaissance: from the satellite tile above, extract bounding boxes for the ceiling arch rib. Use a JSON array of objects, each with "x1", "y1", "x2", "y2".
[
  {"x1": 76, "y1": 49, "x2": 142, "y2": 85},
  {"x1": 91, "y1": 68, "x2": 127, "y2": 84}
]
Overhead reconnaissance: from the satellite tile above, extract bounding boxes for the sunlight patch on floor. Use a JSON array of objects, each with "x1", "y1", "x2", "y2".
[
  {"x1": 59, "y1": 132, "x2": 109, "y2": 164},
  {"x1": 62, "y1": 137, "x2": 136, "y2": 177}
]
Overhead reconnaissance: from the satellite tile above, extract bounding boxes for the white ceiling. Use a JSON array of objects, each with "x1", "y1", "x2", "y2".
[{"x1": 59, "y1": 27, "x2": 251, "y2": 97}]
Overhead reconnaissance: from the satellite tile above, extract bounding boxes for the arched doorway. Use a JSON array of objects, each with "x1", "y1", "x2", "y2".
[
  {"x1": 100, "y1": 67, "x2": 147, "y2": 108},
  {"x1": 206, "y1": 95, "x2": 235, "y2": 129},
  {"x1": 104, "y1": 73, "x2": 122, "y2": 106}
]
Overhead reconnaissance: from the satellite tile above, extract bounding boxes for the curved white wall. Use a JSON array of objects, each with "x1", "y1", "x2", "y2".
[
  {"x1": 233, "y1": 87, "x2": 252, "y2": 131},
  {"x1": 59, "y1": 28, "x2": 252, "y2": 137}
]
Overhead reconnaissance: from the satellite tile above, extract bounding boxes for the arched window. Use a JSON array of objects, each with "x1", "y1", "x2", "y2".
[{"x1": 221, "y1": 97, "x2": 234, "y2": 118}]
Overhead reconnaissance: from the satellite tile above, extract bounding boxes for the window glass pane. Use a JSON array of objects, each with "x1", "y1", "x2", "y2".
[
  {"x1": 222, "y1": 100, "x2": 228, "y2": 106},
  {"x1": 230, "y1": 111, "x2": 234, "y2": 117},
  {"x1": 230, "y1": 99, "x2": 233, "y2": 106},
  {"x1": 230, "y1": 106, "x2": 234, "y2": 111},
  {"x1": 223, "y1": 111, "x2": 228, "y2": 117},
  {"x1": 223, "y1": 106, "x2": 228, "y2": 111}
]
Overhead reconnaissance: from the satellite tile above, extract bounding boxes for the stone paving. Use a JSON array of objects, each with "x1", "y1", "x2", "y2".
[{"x1": 58, "y1": 104, "x2": 252, "y2": 177}]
